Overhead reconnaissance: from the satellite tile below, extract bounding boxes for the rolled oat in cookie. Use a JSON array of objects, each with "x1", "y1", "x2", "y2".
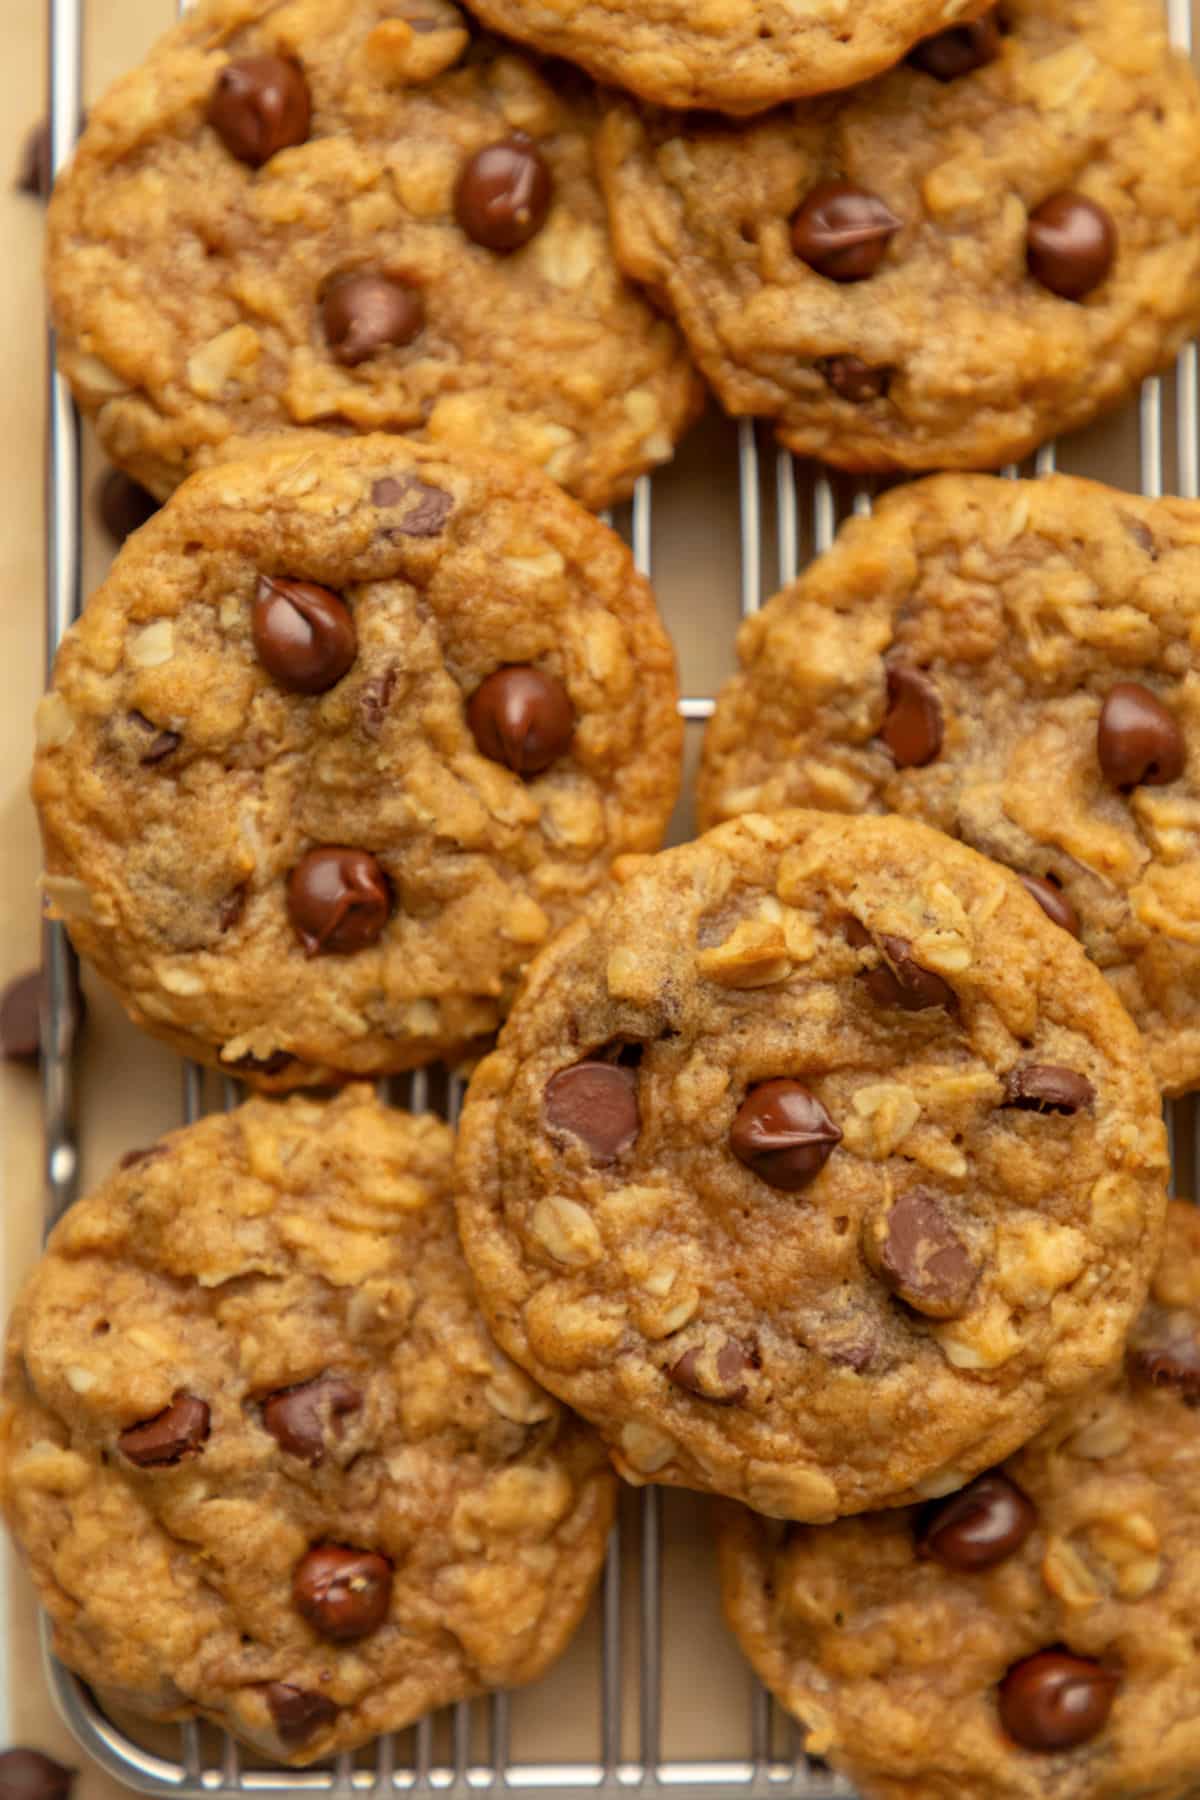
[{"x1": 454, "y1": 810, "x2": 1167, "y2": 1520}]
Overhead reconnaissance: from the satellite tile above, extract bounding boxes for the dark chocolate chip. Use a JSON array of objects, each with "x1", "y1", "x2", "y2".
[
  {"x1": 454, "y1": 134, "x2": 553, "y2": 251},
  {"x1": 880, "y1": 665, "x2": 942, "y2": 767},
  {"x1": 118, "y1": 1146, "x2": 160, "y2": 1171},
  {"x1": 1128, "y1": 1307, "x2": 1200, "y2": 1399},
  {"x1": 864, "y1": 935, "x2": 957, "y2": 1012},
  {"x1": 1003, "y1": 1065, "x2": 1095, "y2": 1116},
  {"x1": 208, "y1": 55, "x2": 311, "y2": 168},
  {"x1": 16, "y1": 121, "x2": 52, "y2": 198},
  {"x1": 668, "y1": 1339, "x2": 749, "y2": 1405},
  {"x1": 262, "y1": 1375, "x2": 363, "y2": 1464},
  {"x1": 97, "y1": 470, "x2": 160, "y2": 545},
  {"x1": 467, "y1": 667, "x2": 575, "y2": 776},
  {"x1": 359, "y1": 668, "x2": 397, "y2": 738},
  {"x1": 816, "y1": 354, "x2": 892, "y2": 402},
  {"x1": 0, "y1": 1750, "x2": 75, "y2": 1800},
  {"x1": 1, "y1": 971, "x2": 43, "y2": 1064},
  {"x1": 918, "y1": 1472, "x2": 1036, "y2": 1570},
  {"x1": 118, "y1": 1394, "x2": 210, "y2": 1467},
  {"x1": 730, "y1": 1079, "x2": 841, "y2": 1192},
  {"x1": 544, "y1": 1060, "x2": 640, "y2": 1164},
  {"x1": 253, "y1": 576, "x2": 357, "y2": 695},
  {"x1": 1097, "y1": 681, "x2": 1185, "y2": 788},
  {"x1": 998, "y1": 1650, "x2": 1118, "y2": 1752},
  {"x1": 131, "y1": 712, "x2": 182, "y2": 765},
  {"x1": 228, "y1": 1049, "x2": 295, "y2": 1077},
  {"x1": 1019, "y1": 874, "x2": 1081, "y2": 938},
  {"x1": 370, "y1": 474, "x2": 453, "y2": 535},
  {"x1": 322, "y1": 273, "x2": 424, "y2": 366},
  {"x1": 1027, "y1": 194, "x2": 1115, "y2": 301},
  {"x1": 293, "y1": 1544, "x2": 392, "y2": 1641},
  {"x1": 868, "y1": 1190, "x2": 976, "y2": 1319},
  {"x1": 908, "y1": 10, "x2": 1002, "y2": 78},
  {"x1": 265, "y1": 1683, "x2": 339, "y2": 1747},
  {"x1": 791, "y1": 182, "x2": 901, "y2": 282},
  {"x1": 287, "y1": 848, "x2": 391, "y2": 955}
]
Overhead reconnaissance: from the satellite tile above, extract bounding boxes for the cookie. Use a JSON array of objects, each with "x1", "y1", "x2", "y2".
[
  {"x1": 454, "y1": 810, "x2": 1167, "y2": 1521},
  {"x1": 32, "y1": 434, "x2": 682, "y2": 1088},
  {"x1": 0, "y1": 1087, "x2": 615, "y2": 1764},
  {"x1": 719, "y1": 1198, "x2": 1200, "y2": 1800},
  {"x1": 455, "y1": 0, "x2": 990, "y2": 117},
  {"x1": 596, "y1": 0, "x2": 1200, "y2": 472},
  {"x1": 699, "y1": 474, "x2": 1200, "y2": 1097},
  {"x1": 45, "y1": 0, "x2": 702, "y2": 511}
]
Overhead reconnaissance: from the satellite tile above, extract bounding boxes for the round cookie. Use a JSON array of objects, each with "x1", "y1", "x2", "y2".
[
  {"x1": 596, "y1": 0, "x2": 1200, "y2": 472},
  {"x1": 718, "y1": 1199, "x2": 1200, "y2": 1800},
  {"x1": 32, "y1": 434, "x2": 682, "y2": 1088},
  {"x1": 454, "y1": 810, "x2": 1167, "y2": 1521},
  {"x1": 0, "y1": 1087, "x2": 615, "y2": 1764},
  {"x1": 699, "y1": 474, "x2": 1200, "y2": 1096},
  {"x1": 45, "y1": 0, "x2": 702, "y2": 512},
  {"x1": 455, "y1": 0, "x2": 991, "y2": 117}
]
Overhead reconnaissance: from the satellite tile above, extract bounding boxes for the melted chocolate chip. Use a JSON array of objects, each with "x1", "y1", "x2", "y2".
[
  {"x1": 880, "y1": 665, "x2": 942, "y2": 766},
  {"x1": 791, "y1": 182, "x2": 901, "y2": 282},
  {"x1": 1097, "y1": 681, "x2": 1185, "y2": 788},
  {"x1": 97, "y1": 470, "x2": 160, "y2": 545},
  {"x1": 868, "y1": 1191, "x2": 976, "y2": 1319},
  {"x1": 1003, "y1": 1065, "x2": 1095, "y2": 1116},
  {"x1": 816, "y1": 354, "x2": 892, "y2": 402},
  {"x1": 455, "y1": 134, "x2": 553, "y2": 250},
  {"x1": 919, "y1": 1472, "x2": 1036, "y2": 1570},
  {"x1": 0, "y1": 1750, "x2": 75, "y2": 1800},
  {"x1": 265, "y1": 1683, "x2": 339, "y2": 1746},
  {"x1": 998, "y1": 1650, "x2": 1118, "y2": 1751},
  {"x1": 118, "y1": 1394, "x2": 210, "y2": 1467},
  {"x1": 322, "y1": 273, "x2": 424, "y2": 365},
  {"x1": 1128, "y1": 1307, "x2": 1200, "y2": 1400},
  {"x1": 287, "y1": 849, "x2": 391, "y2": 955},
  {"x1": 668, "y1": 1339, "x2": 749, "y2": 1405},
  {"x1": 131, "y1": 712, "x2": 181, "y2": 765},
  {"x1": 864, "y1": 935, "x2": 957, "y2": 1012},
  {"x1": 908, "y1": 10, "x2": 1002, "y2": 78},
  {"x1": 208, "y1": 55, "x2": 311, "y2": 168},
  {"x1": 1026, "y1": 194, "x2": 1115, "y2": 301},
  {"x1": 467, "y1": 667, "x2": 575, "y2": 775},
  {"x1": 370, "y1": 474, "x2": 453, "y2": 535},
  {"x1": 359, "y1": 668, "x2": 397, "y2": 738},
  {"x1": 262, "y1": 1375, "x2": 363, "y2": 1464},
  {"x1": 293, "y1": 1545, "x2": 392, "y2": 1641},
  {"x1": 730, "y1": 1079, "x2": 841, "y2": 1192},
  {"x1": 544, "y1": 1060, "x2": 640, "y2": 1164},
  {"x1": 253, "y1": 577, "x2": 357, "y2": 694},
  {"x1": 1019, "y1": 874, "x2": 1081, "y2": 938}
]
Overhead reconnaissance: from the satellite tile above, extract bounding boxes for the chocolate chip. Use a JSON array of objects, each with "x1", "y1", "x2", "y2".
[
  {"x1": 1019, "y1": 874, "x2": 1081, "y2": 938},
  {"x1": 867, "y1": 1191, "x2": 976, "y2": 1319},
  {"x1": 219, "y1": 886, "x2": 248, "y2": 933},
  {"x1": 918, "y1": 1472, "x2": 1036, "y2": 1570},
  {"x1": 1003, "y1": 1065, "x2": 1095, "y2": 1116},
  {"x1": 544, "y1": 1060, "x2": 640, "y2": 1165},
  {"x1": 467, "y1": 666, "x2": 575, "y2": 776},
  {"x1": 359, "y1": 668, "x2": 397, "y2": 738},
  {"x1": 1097, "y1": 681, "x2": 1185, "y2": 788},
  {"x1": 998, "y1": 1650, "x2": 1118, "y2": 1752},
  {"x1": 730, "y1": 1079, "x2": 841, "y2": 1192},
  {"x1": 864, "y1": 935, "x2": 957, "y2": 1012},
  {"x1": 1128, "y1": 1307, "x2": 1200, "y2": 1399},
  {"x1": 118, "y1": 1394, "x2": 210, "y2": 1467},
  {"x1": 208, "y1": 55, "x2": 311, "y2": 168},
  {"x1": 1, "y1": 971, "x2": 43, "y2": 1064},
  {"x1": 16, "y1": 121, "x2": 52, "y2": 198},
  {"x1": 880, "y1": 664, "x2": 942, "y2": 767},
  {"x1": 253, "y1": 576, "x2": 357, "y2": 695},
  {"x1": 668, "y1": 1339, "x2": 749, "y2": 1405},
  {"x1": 228, "y1": 1049, "x2": 295, "y2": 1078},
  {"x1": 1026, "y1": 194, "x2": 1115, "y2": 301},
  {"x1": 131, "y1": 712, "x2": 182, "y2": 765},
  {"x1": 262, "y1": 1375, "x2": 363, "y2": 1464},
  {"x1": 97, "y1": 470, "x2": 160, "y2": 546},
  {"x1": 293, "y1": 1544, "x2": 392, "y2": 1641},
  {"x1": 322, "y1": 273, "x2": 424, "y2": 365},
  {"x1": 118, "y1": 1146, "x2": 161, "y2": 1171},
  {"x1": 791, "y1": 182, "x2": 901, "y2": 282},
  {"x1": 0, "y1": 1750, "x2": 75, "y2": 1800},
  {"x1": 455, "y1": 134, "x2": 553, "y2": 251},
  {"x1": 370, "y1": 474, "x2": 453, "y2": 536},
  {"x1": 816, "y1": 355, "x2": 892, "y2": 402},
  {"x1": 286, "y1": 849, "x2": 391, "y2": 955},
  {"x1": 265, "y1": 1683, "x2": 339, "y2": 1747},
  {"x1": 907, "y1": 10, "x2": 1001, "y2": 78}
]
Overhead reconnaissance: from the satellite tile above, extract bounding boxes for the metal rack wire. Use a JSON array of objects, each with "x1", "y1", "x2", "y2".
[{"x1": 34, "y1": 0, "x2": 1200, "y2": 1792}]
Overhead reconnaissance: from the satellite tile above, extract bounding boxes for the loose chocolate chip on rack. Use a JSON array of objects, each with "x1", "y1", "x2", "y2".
[
  {"x1": 868, "y1": 1190, "x2": 976, "y2": 1318},
  {"x1": 293, "y1": 1545, "x2": 393, "y2": 1642},
  {"x1": 287, "y1": 849, "x2": 391, "y2": 956},
  {"x1": 97, "y1": 470, "x2": 159, "y2": 545},
  {"x1": 998, "y1": 1650, "x2": 1118, "y2": 1752},
  {"x1": 816, "y1": 355, "x2": 892, "y2": 403},
  {"x1": 907, "y1": 10, "x2": 1002, "y2": 79},
  {"x1": 265, "y1": 1683, "x2": 339, "y2": 1746},
  {"x1": 118, "y1": 1394, "x2": 210, "y2": 1467},
  {"x1": 253, "y1": 577, "x2": 357, "y2": 695},
  {"x1": 0, "y1": 1750, "x2": 75, "y2": 1800},
  {"x1": 262, "y1": 1375, "x2": 363, "y2": 1464},
  {"x1": 1003, "y1": 1065, "x2": 1095, "y2": 1115},
  {"x1": 322, "y1": 273, "x2": 424, "y2": 366},
  {"x1": 669, "y1": 1339, "x2": 750, "y2": 1405},
  {"x1": 791, "y1": 182, "x2": 901, "y2": 282},
  {"x1": 1, "y1": 971, "x2": 42, "y2": 1064},
  {"x1": 730, "y1": 1079, "x2": 841, "y2": 1192},
  {"x1": 880, "y1": 665, "x2": 942, "y2": 767},
  {"x1": 467, "y1": 667, "x2": 575, "y2": 775},
  {"x1": 16, "y1": 120, "x2": 51, "y2": 198},
  {"x1": 208, "y1": 55, "x2": 311, "y2": 168},
  {"x1": 1097, "y1": 681, "x2": 1185, "y2": 787},
  {"x1": 1128, "y1": 1311, "x2": 1200, "y2": 1399},
  {"x1": 864, "y1": 935, "x2": 957, "y2": 1012},
  {"x1": 1026, "y1": 194, "x2": 1115, "y2": 300},
  {"x1": 131, "y1": 711, "x2": 182, "y2": 765},
  {"x1": 1019, "y1": 873, "x2": 1081, "y2": 938},
  {"x1": 455, "y1": 134, "x2": 553, "y2": 251},
  {"x1": 371, "y1": 474, "x2": 453, "y2": 536},
  {"x1": 918, "y1": 1472, "x2": 1036, "y2": 1570},
  {"x1": 544, "y1": 1060, "x2": 640, "y2": 1164}
]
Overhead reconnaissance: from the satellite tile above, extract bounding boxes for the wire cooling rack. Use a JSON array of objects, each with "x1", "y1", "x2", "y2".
[{"x1": 34, "y1": 0, "x2": 1200, "y2": 1793}]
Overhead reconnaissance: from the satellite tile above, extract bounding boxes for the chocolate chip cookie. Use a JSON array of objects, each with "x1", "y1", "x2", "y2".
[
  {"x1": 32, "y1": 434, "x2": 682, "y2": 1088},
  {"x1": 596, "y1": 0, "x2": 1200, "y2": 471},
  {"x1": 454, "y1": 810, "x2": 1167, "y2": 1520},
  {"x1": 45, "y1": 0, "x2": 701, "y2": 511},
  {"x1": 719, "y1": 1198, "x2": 1200, "y2": 1800},
  {"x1": 700, "y1": 474, "x2": 1200, "y2": 1096},
  {"x1": 456, "y1": 0, "x2": 990, "y2": 117},
  {"x1": 0, "y1": 1087, "x2": 615, "y2": 1764}
]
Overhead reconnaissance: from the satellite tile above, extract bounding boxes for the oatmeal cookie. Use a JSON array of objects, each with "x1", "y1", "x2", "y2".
[
  {"x1": 0, "y1": 1088, "x2": 615, "y2": 1765},
  {"x1": 719, "y1": 1198, "x2": 1200, "y2": 1800},
  {"x1": 32, "y1": 434, "x2": 682, "y2": 1088},
  {"x1": 45, "y1": 0, "x2": 701, "y2": 511},
  {"x1": 596, "y1": 0, "x2": 1200, "y2": 471},
  {"x1": 700, "y1": 474, "x2": 1200, "y2": 1096},
  {"x1": 454, "y1": 810, "x2": 1167, "y2": 1520}
]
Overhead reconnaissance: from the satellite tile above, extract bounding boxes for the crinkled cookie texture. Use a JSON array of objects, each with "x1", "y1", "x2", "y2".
[
  {"x1": 454, "y1": 811, "x2": 1167, "y2": 1520},
  {"x1": 45, "y1": 0, "x2": 702, "y2": 511},
  {"x1": 719, "y1": 1199, "x2": 1200, "y2": 1800},
  {"x1": 32, "y1": 435, "x2": 682, "y2": 1088},
  {"x1": 456, "y1": 0, "x2": 988, "y2": 116},
  {"x1": 596, "y1": 0, "x2": 1200, "y2": 471},
  {"x1": 0, "y1": 1088, "x2": 615, "y2": 1765},
  {"x1": 700, "y1": 475, "x2": 1200, "y2": 1097}
]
